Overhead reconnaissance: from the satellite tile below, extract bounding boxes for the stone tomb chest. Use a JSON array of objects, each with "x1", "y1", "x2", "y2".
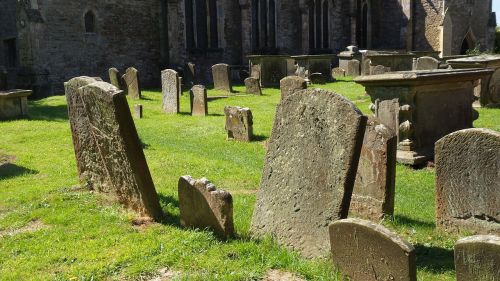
[
  {"x1": 248, "y1": 55, "x2": 295, "y2": 87},
  {"x1": 355, "y1": 69, "x2": 493, "y2": 165},
  {"x1": 0, "y1": 90, "x2": 32, "y2": 120}
]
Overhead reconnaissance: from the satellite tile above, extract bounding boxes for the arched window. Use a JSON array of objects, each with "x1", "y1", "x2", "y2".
[
  {"x1": 185, "y1": 0, "x2": 219, "y2": 50},
  {"x1": 251, "y1": 0, "x2": 277, "y2": 52},
  {"x1": 309, "y1": 0, "x2": 330, "y2": 51},
  {"x1": 356, "y1": 0, "x2": 368, "y2": 48},
  {"x1": 84, "y1": 11, "x2": 96, "y2": 33}
]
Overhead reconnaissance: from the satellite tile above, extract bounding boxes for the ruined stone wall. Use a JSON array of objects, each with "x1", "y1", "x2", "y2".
[
  {"x1": 372, "y1": 0, "x2": 410, "y2": 50},
  {"x1": 413, "y1": 0, "x2": 442, "y2": 52},
  {"x1": 0, "y1": 0, "x2": 19, "y2": 84},
  {"x1": 276, "y1": 0, "x2": 302, "y2": 55}
]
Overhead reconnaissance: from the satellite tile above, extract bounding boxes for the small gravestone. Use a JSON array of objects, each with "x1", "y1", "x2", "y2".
[
  {"x1": 212, "y1": 63, "x2": 232, "y2": 93},
  {"x1": 0, "y1": 66, "x2": 8, "y2": 90},
  {"x1": 186, "y1": 62, "x2": 197, "y2": 86},
  {"x1": 108, "y1": 68, "x2": 122, "y2": 90},
  {"x1": 332, "y1": 67, "x2": 346, "y2": 79},
  {"x1": 309, "y1": 73, "x2": 326, "y2": 84},
  {"x1": 251, "y1": 88, "x2": 367, "y2": 258},
  {"x1": 224, "y1": 106, "x2": 253, "y2": 142},
  {"x1": 351, "y1": 118, "x2": 397, "y2": 221},
  {"x1": 190, "y1": 85, "x2": 208, "y2": 116},
  {"x1": 329, "y1": 218, "x2": 417, "y2": 281},
  {"x1": 244, "y1": 77, "x2": 261, "y2": 95},
  {"x1": 122, "y1": 67, "x2": 141, "y2": 99},
  {"x1": 133, "y1": 104, "x2": 143, "y2": 119},
  {"x1": 178, "y1": 176, "x2": 234, "y2": 238},
  {"x1": 64, "y1": 77, "x2": 162, "y2": 220},
  {"x1": 161, "y1": 69, "x2": 180, "y2": 114},
  {"x1": 280, "y1": 76, "x2": 307, "y2": 101},
  {"x1": 372, "y1": 65, "x2": 388, "y2": 75},
  {"x1": 455, "y1": 235, "x2": 500, "y2": 281},
  {"x1": 414, "y1": 56, "x2": 440, "y2": 70},
  {"x1": 347, "y1": 60, "x2": 361, "y2": 77},
  {"x1": 435, "y1": 128, "x2": 500, "y2": 234}
]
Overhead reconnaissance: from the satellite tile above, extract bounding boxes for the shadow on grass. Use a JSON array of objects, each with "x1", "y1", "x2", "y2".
[
  {"x1": 207, "y1": 96, "x2": 229, "y2": 101},
  {"x1": 0, "y1": 163, "x2": 39, "y2": 180},
  {"x1": 252, "y1": 134, "x2": 268, "y2": 142},
  {"x1": 28, "y1": 103, "x2": 68, "y2": 121},
  {"x1": 158, "y1": 193, "x2": 181, "y2": 227},
  {"x1": 415, "y1": 244, "x2": 455, "y2": 274},
  {"x1": 393, "y1": 215, "x2": 435, "y2": 229}
]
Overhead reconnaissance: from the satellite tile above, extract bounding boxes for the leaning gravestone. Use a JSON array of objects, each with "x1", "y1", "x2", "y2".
[
  {"x1": 329, "y1": 218, "x2": 417, "y2": 281},
  {"x1": 251, "y1": 88, "x2": 367, "y2": 258},
  {"x1": 122, "y1": 67, "x2": 141, "y2": 99},
  {"x1": 0, "y1": 66, "x2": 7, "y2": 90},
  {"x1": 161, "y1": 69, "x2": 180, "y2": 114},
  {"x1": 351, "y1": 117, "x2": 397, "y2": 221},
  {"x1": 65, "y1": 77, "x2": 162, "y2": 220},
  {"x1": 224, "y1": 106, "x2": 253, "y2": 142},
  {"x1": 108, "y1": 68, "x2": 122, "y2": 90},
  {"x1": 178, "y1": 176, "x2": 234, "y2": 238},
  {"x1": 212, "y1": 63, "x2": 232, "y2": 93},
  {"x1": 435, "y1": 128, "x2": 500, "y2": 234},
  {"x1": 245, "y1": 77, "x2": 261, "y2": 95},
  {"x1": 190, "y1": 85, "x2": 208, "y2": 116},
  {"x1": 279, "y1": 76, "x2": 307, "y2": 102},
  {"x1": 454, "y1": 235, "x2": 500, "y2": 281},
  {"x1": 414, "y1": 56, "x2": 440, "y2": 70}
]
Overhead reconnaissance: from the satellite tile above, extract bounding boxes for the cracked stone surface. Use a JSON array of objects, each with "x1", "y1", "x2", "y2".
[{"x1": 454, "y1": 235, "x2": 500, "y2": 281}]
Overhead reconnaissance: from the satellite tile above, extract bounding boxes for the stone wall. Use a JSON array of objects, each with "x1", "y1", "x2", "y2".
[{"x1": 0, "y1": 0, "x2": 18, "y2": 86}]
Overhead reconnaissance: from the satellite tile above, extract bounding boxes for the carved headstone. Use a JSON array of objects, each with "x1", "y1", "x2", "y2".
[
  {"x1": 133, "y1": 104, "x2": 143, "y2": 119},
  {"x1": 224, "y1": 106, "x2": 253, "y2": 142},
  {"x1": 454, "y1": 235, "x2": 500, "y2": 281},
  {"x1": 64, "y1": 77, "x2": 162, "y2": 220},
  {"x1": 108, "y1": 68, "x2": 121, "y2": 90},
  {"x1": 374, "y1": 99, "x2": 400, "y2": 133},
  {"x1": 161, "y1": 69, "x2": 180, "y2": 114},
  {"x1": 347, "y1": 59, "x2": 361, "y2": 77},
  {"x1": 351, "y1": 118, "x2": 397, "y2": 221},
  {"x1": 251, "y1": 88, "x2": 367, "y2": 258},
  {"x1": 279, "y1": 76, "x2": 307, "y2": 101},
  {"x1": 190, "y1": 85, "x2": 208, "y2": 116},
  {"x1": 414, "y1": 56, "x2": 440, "y2": 70},
  {"x1": 309, "y1": 72, "x2": 326, "y2": 84},
  {"x1": 435, "y1": 128, "x2": 500, "y2": 234},
  {"x1": 178, "y1": 176, "x2": 234, "y2": 238},
  {"x1": 245, "y1": 77, "x2": 261, "y2": 95},
  {"x1": 332, "y1": 67, "x2": 346, "y2": 79},
  {"x1": 329, "y1": 218, "x2": 417, "y2": 281},
  {"x1": 212, "y1": 63, "x2": 232, "y2": 93},
  {"x1": 122, "y1": 67, "x2": 141, "y2": 99},
  {"x1": 0, "y1": 66, "x2": 8, "y2": 90}
]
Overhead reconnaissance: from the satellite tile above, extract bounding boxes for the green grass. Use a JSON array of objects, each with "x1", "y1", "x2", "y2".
[{"x1": 0, "y1": 78, "x2": 498, "y2": 280}]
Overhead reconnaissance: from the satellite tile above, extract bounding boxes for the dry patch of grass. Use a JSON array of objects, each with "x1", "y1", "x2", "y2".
[{"x1": 0, "y1": 219, "x2": 48, "y2": 238}]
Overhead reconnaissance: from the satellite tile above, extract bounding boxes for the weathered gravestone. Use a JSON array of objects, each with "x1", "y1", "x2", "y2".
[
  {"x1": 161, "y1": 69, "x2": 180, "y2": 114},
  {"x1": 178, "y1": 176, "x2": 234, "y2": 238},
  {"x1": 347, "y1": 59, "x2": 361, "y2": 77},
  {"x1": 108, "y1": 68, "x2": 122, "y2": 90},
  {"x1": 279, "y1": 76, "x2": 307, "y2": 102},
  {"x1": 133, "y1": 104, "x2": 143, "y2": 119},
  {"x1": 372, "y1": 65, "x2": 389, "y2": 75},
  {"x1": 122, "y1": 67, "x2": 141, "y2": 99},
  {"x1": 251, "y1": 88, "x2": 367, "y2": 257},
  {"x1": 414, "y1": 56, "x2": 440, "y2": 70},
  {"x1": 329, "y1": 218, "x2": 417, "y2": 281},
  {"x1": 190, "y1": 85, "x2": 208, "y2": 116},
  {"x1": 185, "y1": 62, "x2": 197, "y2": 86},
  {"x1": 64, "y1": 77, "x2": 162, "y2": 220},
  {"x1": 309, "y1": 72, "x2": 326, "y2": 84},
  {"x1": 435, "y1": 128, "x2": 500, "y2": 234},
  {"x1": 331, "y1": 67, "x2": 346, "y2": 79},
  {"x1": 351, "y1": 117, "x2": 397, "y2": 221},
  {"x1": 454, "y1": 235, "x2": 500, "y2": 281},
  {"x1": 212, "y1": 63, "x2": 232, "y2": 93},
  {"x1": 224, "y1": 106, "x2": 253, "y2": 142},
  {"x1": 244, "y1": 77, "x2": 261, "y2": 95},
  {"x1": 0, "y1": 66, "x2": 8, "y2": 90}
]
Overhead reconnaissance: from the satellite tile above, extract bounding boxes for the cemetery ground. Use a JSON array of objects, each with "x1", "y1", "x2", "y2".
[{"x1": 0, "y1": 78, "x2": 499, "y2": 281}]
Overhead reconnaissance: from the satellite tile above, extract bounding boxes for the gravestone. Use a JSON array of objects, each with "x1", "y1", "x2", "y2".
[
  {"x1": 435, "y1": 128, "x2": 500, "y2": 234},
  {"x1": 64, "y1": 77, "x2": 162, "y2": 220},
  {"x1": 245, "y1": 77, "x2": 261, "y2": 95},
  {"x1": 108, "y1": 68, "x2": 121, "y2": 89},
  {"x1": 329, "y1": 218, "x2": 417, "y2": 281},
  {"x1": 190, "y1": 85, "x2": 208, "y2": 116},
  {"x1": 332, "y1": 67, "x2": 346, "y2": 79},
  {"x1": 251, "y1": 88, "x2": 367, "y2": 258},
  {"x1": 212, "y1": 63, "x2": 232, "y2": 93},
  {"x1": 351, "y1": 118, "x2": 397, "y2": 221},
  {"x1": 161, "y1": 69, "x2": 180, "y2": 114},
  {"x1": 279, "y1": 76, "x2": 307, "y2": 101},
  {"x1": 178, "y1": 176, "x2": 234, "y2": 238},
  {"x1": 414, "y1": 56, "x2": 440, "y2": 70},
  {"x1": 309, "y1": 73, "x2": 326, "y2": 84},
  {"x1": 224, "y1": 106, "x2": 253, "y2": 142},
  {"x1": 134, "y1": 104, "x2": 143, "y2": 119},
  {"x1": 0, "y1": 66, "x2": 8, "y2": 90},
  {"x1": 372, "y1": 65, "x2": 388, "y2": 75},
  {"x1": 455, "y1": 235, "x2": 500, "y2": 281},
  {"x1": 0, "y1": 90, "x2": 31, "y2": 120},
  {"x1": 122, "y1": 67, "x2": 141, "y2": 99},
  {"x1": 186, "y1": 62, "x2": 197, "y2": 86},
  {"x1": 347, "y1": 60, "x2": 361, "y2": 77}
]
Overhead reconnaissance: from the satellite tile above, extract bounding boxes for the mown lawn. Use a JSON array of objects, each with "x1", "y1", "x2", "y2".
[{"x1": 0, "y1": 77, "x2": 498, "y2": 280}]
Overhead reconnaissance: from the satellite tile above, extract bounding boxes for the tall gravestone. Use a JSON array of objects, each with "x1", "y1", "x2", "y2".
[
  {"x1": 161, "y1": 69, "x2": 180, "y2": 114},
  {"x1": 279, "y1": 76, "x2": 307, "y2": 102},
  {"x1": 454, "y1": 235, "x2": 500, "y2": 281},
  {"x1": 245, "y1": 77, "x2": 261, "y2": 95},
  {"x1": 65, "y1": 77, "x2": 162, "y2": 220},
  {"x1": 190, "y1": 85, "x2": 208, "y2": 116},
  {"x1": 185, "y1": 62, "x2": 197, "y2": 86},
  {"x1": 329, "y1": 218, "x2": 417, "y2": 281},
  {"x1": 0, "y1": 66, "x2": 8, "y2": 90},
  {"x1": 122, "y1": 67, "x2": 141, "y2": 99},
  {"x1": 351, "y1": 118, "x2": 397, "y2": 221},
  {"x1": 212, "y1": 64, "x2": 232, "y2": 93},
  {"x1": 435, "y1": 128, "x2": 500, "y2": 234},
  {"x1": 108, "y1": 68, "x2": 122, "y2": 90},
  {"x1": 224, "y1": 106, "x2": 253, "y2": 142},
  {"x1": 251, "y1": 88, "x2": 367, "y2": 257}
]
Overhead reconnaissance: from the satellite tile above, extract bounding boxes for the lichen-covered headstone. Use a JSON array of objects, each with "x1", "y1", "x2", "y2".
[
  {"x1": 351, "y1": 118, "x2": 397, "y2": 221},
  {"x1": 279, "y1": 76, "x2": 307, "y2": 101},
  {"x1": 414, "y1": 56, "x2": 440, "y2": 70},
  {"x1": 190, "y1": 85, "x2": 208, "y2": 116},
  {"x1": 133, "y1": 104, "x2": 143, "y2": 119},
  {"x1": 108, "y1": 68, "x2": 121, "y2": 90},
  {"x1": 454, "y1": 235, "x2": 500, "y2": 281},
  {"x1": 0, "y1": 66, "x2": 8, "y2": 90},
  {"x1": 309, "y1": 72, "x2": 326, "y2": 84},
  {"x1": 329, "y1": 218, "x2": 417, "y2": 281},
  {"x1": 224, "y1": 106, "x2": 253, "y2": 142},
  {"x1": 65, "y1": 77, "x2": 162, "y2": 220},
  {"x1": 245, "y1": 77, "x2": 261, "y2": 95},
  {"x1": 122, "y1": 67, "x2": 141, "y2": 99},
  {"x1": 251, "y1": 88, "x2": 367, "y2": 257},
  {"x1": 435, "y1": 128, "x2": 500, "y2": 234},
  {"x1": 178, "y1": 176, "x2": 234, "y2": 238},
  {"x1": 212, "y1": 63, "x2": 232, "y2": 93},
  {"x1": 332, "y1": 67, "x2": 346, "y2": 79},
  {"x1": 161, "y1": 69, "x2": 180, "y2": 114}
]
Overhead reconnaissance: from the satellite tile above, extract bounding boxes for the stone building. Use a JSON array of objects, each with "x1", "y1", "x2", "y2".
[{"x1": 0, "y1": 0, "x2": 496, "y2": 97}]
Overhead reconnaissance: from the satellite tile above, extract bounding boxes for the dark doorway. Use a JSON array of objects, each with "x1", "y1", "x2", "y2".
[{"x1": 4, "y1": 39, "x2": 16, "y2": 67}]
